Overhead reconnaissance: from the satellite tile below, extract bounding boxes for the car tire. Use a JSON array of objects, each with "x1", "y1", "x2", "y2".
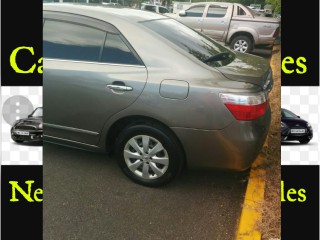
[
  {"x1": 299, "y1": 139, "x2": 310, "y2": 144},
  {"x1": 230, "y1": 36, "x2": 253, "y2": 53},
  {"x1": 115, "y1": 124, "x2": 184, "y2": 187}
]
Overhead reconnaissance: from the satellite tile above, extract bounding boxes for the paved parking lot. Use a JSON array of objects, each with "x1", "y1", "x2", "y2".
[
  {"x1": 251, "y1": 46, "x2": 273, "y2": 59},
  {"x1": 43, "y1": 46, "x2": 273, "y2": 240},
  {"x1": 44, "y1": 143, "x2": 248, "y2": 240}
]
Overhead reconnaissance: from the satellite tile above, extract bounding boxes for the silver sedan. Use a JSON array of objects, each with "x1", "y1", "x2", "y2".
[{"x1": 43, "y1": 4, "x2": 272, "y2": 186}]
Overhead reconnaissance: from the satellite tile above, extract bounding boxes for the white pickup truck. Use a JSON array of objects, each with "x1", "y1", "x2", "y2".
[{"x1": 166, "y1": 2, "x2": 280, "y2": 53}]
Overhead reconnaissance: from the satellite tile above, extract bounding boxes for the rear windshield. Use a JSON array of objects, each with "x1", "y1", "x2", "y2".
[{"x1": 142, "y1": 18, "x2": 235, "y2": 67}]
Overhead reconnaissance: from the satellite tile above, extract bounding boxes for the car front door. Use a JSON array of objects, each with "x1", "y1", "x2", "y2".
[
  {"x1": 201, "y1": 3, "x2": 231, "y2": 41},
  {"x1": 43, "y1": 12, "x2": 147, "y2": 145}
]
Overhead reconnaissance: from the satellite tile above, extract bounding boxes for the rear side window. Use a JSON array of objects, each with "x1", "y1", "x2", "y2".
[
  {"x1": 43, "y1": 20, "x2": 105, "y2": 62},
  {"x1": 102, "y1": 33, "x2": 142, "y2": 65},
  {"x1": 186, "y1": 5, "x2": 205, "y2": 17},
  {"x1": 237, "y1": 6, "x2": 247, "y2": 16},
  {"x1": 43, "y1": 19, "x2": 143, "y2": 65},
  {"x1": 206, "y1": 5, "x2": 228, "y2": 18}
]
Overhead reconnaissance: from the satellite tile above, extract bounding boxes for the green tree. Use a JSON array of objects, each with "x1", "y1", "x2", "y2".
[
  {"x1": 190, "y1": 0, "x2": 268, "y2": 7},
  {"x1": 265, "y1": 0, "x2": 280, "y2": 13}
]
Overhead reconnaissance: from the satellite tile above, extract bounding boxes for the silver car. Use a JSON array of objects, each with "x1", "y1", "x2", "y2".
[
  {"x1": 166, "y1": 2, "x2": 280, "y2": 53},
  {"x1": 43, "y1": 4, "x2": 272, "y2": 186}
]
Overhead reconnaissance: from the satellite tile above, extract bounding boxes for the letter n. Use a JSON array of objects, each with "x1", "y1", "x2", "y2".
[{"x1": 9, "y1": 180, "x2": 34, "y2": 202}]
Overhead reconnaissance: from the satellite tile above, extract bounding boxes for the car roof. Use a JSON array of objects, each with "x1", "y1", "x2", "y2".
[
  {"x1": 43, "y1": 3, "x2": 167, "y2": 24},
  {"x1": 190, "y1": 2, "x2": 232, "y2": 5}
]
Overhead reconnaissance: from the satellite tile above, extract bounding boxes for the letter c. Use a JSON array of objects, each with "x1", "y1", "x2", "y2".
[{"x1": 10, "y1": 46, "x2": 36, "y2": 74}]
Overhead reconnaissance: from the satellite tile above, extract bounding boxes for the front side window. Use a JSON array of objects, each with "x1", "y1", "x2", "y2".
[
  {"x1": 185, "y1": 5, "x2": 205, "y2": 17},
  {"x1": 206, "y1": 5, "x2": 227, "y2": 18},
  {"x1": 44, "y1": 20, "x2": 105, "y2": 62},
  {"x1": 44, "y1": 19, "x2": 143, "y2": 65}
]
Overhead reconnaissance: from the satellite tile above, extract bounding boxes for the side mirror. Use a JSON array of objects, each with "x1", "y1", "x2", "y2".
[
  {"x1": 297, "y1": 116, "x2": 300, "y2": 118},
  {"x1": 179, "y1": 10, "x2": 187, "y2": 16},
  {"x1": 28, "y1": 114, "x2": 32, "y2": 118}
]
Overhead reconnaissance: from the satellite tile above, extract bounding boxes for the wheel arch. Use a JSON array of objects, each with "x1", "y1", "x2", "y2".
[
  {"x1": 229, "y1": 31, "x2": 255, "y2": 45},
  {"x1": 106, "y1": 115, "x2": 187, "y2": 166}
]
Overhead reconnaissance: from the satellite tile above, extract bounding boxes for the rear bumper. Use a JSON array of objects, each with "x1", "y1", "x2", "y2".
[{"x1": 172, "y1": 108, "x2": 271, "y2": 171}]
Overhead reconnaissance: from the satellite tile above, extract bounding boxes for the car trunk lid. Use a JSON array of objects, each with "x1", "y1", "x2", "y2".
[{"x1": 216, "y1": 52, "x2": 273, "y2": 92}]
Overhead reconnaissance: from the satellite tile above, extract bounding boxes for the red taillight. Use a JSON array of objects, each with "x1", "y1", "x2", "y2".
[{"x1": 220, "y1": 93, "x2": 268, "y2": 121}]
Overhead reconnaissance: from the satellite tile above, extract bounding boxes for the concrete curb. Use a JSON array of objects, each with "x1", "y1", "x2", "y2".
[{"x1": 236, "y1": 155, "x2": 266, "y2": 240}]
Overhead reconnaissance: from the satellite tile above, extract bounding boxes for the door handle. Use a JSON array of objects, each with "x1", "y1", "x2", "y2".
[{"x1": 106, "y1": 84, "x2": 133, "y2": 91}]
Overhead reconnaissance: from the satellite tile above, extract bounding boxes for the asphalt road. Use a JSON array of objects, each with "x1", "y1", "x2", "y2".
[
  {"x1": 43, "y1": 47, "x2": 272, "y2": 240},
  {"x1": 44, "y1": 143, "x2": 248, "y2": 240}
]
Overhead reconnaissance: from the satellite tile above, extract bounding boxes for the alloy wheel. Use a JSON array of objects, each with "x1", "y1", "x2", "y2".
[
  {"x1": 123, "y1": 135, "x2": 169, "y2": 180},
  {"x1": 234, "y1": 40, "x2": 248, "y2": 53}
]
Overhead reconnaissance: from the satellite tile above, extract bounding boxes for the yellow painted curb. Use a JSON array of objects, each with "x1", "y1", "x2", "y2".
[{"x1": 236, "y1": 155, "x2": 266, "y2": 240}]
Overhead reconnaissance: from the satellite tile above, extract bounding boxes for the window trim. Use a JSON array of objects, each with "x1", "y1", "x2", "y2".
[{"x1": 44, "y1": 58, "x2": 146, "y2": 68}]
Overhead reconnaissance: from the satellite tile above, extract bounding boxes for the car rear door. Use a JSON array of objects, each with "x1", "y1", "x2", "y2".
[
  {"x1": 178, "y1": 4, "x2": 206, "y2": 32},
  {"x1": 201, "y1": 3, "x2": 231, "y2": 41},
  {"x1": 43, "y1": 12, "x2": 147, "y2": 145}
]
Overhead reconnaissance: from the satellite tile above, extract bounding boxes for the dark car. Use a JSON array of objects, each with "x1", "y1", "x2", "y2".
[
  {"x1": 11, "y1": 107, "x2": 43, "y2": 143},
  {"x1": 281, "y1": 108, "x2": 313, "y2": 144}
]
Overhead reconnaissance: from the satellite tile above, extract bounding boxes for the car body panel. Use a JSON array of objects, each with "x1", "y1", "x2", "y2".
[
  {"x1": 44, "y1": 59, "x2": 147, "y2": 145},
  {"x1": 201, "y1": 2, "x2": 232, "y2": 41},
  {"x1": 217, "y1": 51, "x2": 271, "y2": 88},
  {"x1": 173, "y1": 107, "x2": 271, "y2": 170}
]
